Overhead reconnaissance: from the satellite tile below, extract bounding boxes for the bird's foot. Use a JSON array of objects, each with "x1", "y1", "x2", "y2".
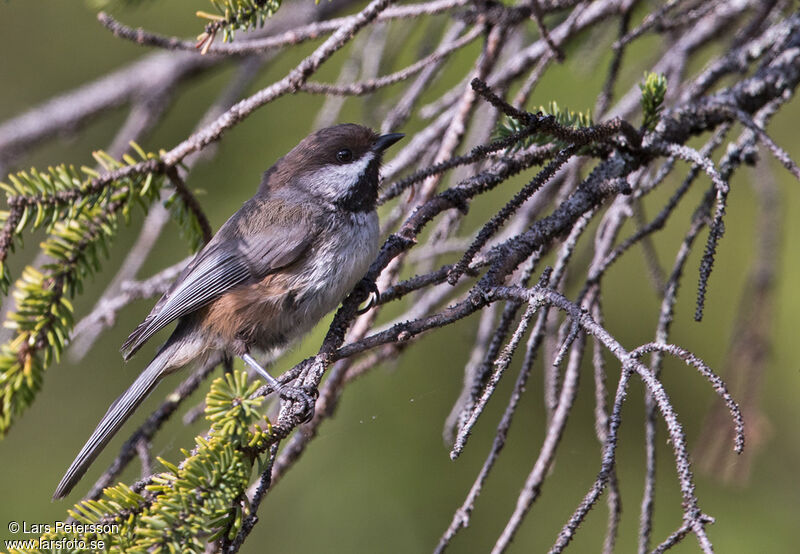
[
  {"x1": 355, "y1": 277, "x2": 380, "y2": 315},
  {"x1": 240, "y1": 352, "x2": 317, "y2": 423},
  {"x1": 278, "y1": 384, "x2": 318, "y2": 424}
]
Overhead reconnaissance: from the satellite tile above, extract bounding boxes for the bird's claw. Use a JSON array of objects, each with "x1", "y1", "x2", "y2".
[
  {"x1": 278, "y1": 385, "x2": 318, "y2": 424},
  {"x1": 355, "y1": 278, "x2": 380, "y2": 315}
]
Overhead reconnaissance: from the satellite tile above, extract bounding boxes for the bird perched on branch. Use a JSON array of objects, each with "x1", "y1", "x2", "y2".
[{"x1": 54, "y1": 124, "x2": 403, "y2": 499}]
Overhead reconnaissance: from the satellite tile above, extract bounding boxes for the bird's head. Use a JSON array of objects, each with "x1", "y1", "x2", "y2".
[{"x1": 261, "y1": 124, "x2": 403, "y2": 212}]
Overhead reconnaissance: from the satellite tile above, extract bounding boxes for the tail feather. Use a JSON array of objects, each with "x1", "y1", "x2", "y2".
[
  {"x1": 53, "y1": 355, "x2": 168, "y2": 500},
  {"x1": 121, "y1": 315, "x2": 158, "y2": 361}
]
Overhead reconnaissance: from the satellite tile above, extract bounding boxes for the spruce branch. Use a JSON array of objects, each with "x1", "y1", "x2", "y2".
[
  {"x1": 495, "y1": 101, "x2": 594, "y2": 151},
  {"x1": 640, "y1": 71, "x2": 667, "y2": 131},
  {"x1": 0, "y1": 146, "x2": 208, "y2": 436},
  {"x1": 25, "y1": 372, "x2": 274, "y2": 552},
  {"x1": 196, "y1": 0, "x2": 284, "y2": 53}
]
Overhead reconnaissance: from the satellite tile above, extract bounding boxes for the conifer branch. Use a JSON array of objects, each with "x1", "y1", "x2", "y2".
[{"x1": 0, "y1": 148, "x2": 207, "y2": 436}]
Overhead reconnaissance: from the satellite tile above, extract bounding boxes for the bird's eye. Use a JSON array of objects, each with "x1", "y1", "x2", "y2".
[{"x1": 336, "y1": 149, "x2": 353, "y2": 163}]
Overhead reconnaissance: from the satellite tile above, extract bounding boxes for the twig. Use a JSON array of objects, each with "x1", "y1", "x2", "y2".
[
  {"x1": 493, "y1": 332, "x2": 585, "y2": 552},
  {"x1": 98, "y1": 1, "x2": 468, "y2": 56},
  {"x1": 159, "y1": 0, "x2": 396, "y2": 167},
  {"x1": 166, "y1": 166, "x2": 213, "y2": 244}
]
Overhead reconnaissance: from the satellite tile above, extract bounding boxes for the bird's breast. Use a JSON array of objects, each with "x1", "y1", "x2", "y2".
[
  {"x1": 204, "y1": 211, "x2": 379, "y2": 351},
  {"x1": 292, "y1": 210, "x2": 379, "y2": 322}
]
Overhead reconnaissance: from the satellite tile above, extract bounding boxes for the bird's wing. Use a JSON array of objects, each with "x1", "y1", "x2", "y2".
[{"x1": 121, "y1": 224, "x2": 313, "y2": 360}]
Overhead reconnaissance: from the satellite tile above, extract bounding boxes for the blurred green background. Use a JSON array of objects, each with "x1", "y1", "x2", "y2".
[{"x1": 1, "y1": 1, "x2": 799, "y2": 552}]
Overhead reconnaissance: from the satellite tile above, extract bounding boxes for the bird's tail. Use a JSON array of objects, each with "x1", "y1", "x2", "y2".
[{"x1": 53, "y1": 348, "x2": 173, "y2": 500}]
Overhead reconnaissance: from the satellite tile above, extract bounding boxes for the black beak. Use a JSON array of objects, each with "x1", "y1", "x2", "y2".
[{"x1": 373, "y1": 133, "x2": 404, "y2": 152}]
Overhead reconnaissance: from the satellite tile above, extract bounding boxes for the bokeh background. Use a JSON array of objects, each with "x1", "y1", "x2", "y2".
[{"x1": 0, "y1": 1, "x2": 799, "y2": 552}]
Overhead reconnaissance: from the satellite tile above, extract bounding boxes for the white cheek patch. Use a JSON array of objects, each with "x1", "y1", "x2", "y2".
[{"x1": 303, "y1": 152, "x2": 375, "y2": 201}]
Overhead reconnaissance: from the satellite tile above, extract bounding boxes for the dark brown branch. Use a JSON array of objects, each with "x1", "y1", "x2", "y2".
[{"x1": 166, "y1": 167, "x2": 213, "y2": 245}]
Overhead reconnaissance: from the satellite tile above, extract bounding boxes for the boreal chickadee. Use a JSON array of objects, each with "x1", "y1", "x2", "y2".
[{"x1": 54, "y1": 124, "x2": 403, "y2": 499}]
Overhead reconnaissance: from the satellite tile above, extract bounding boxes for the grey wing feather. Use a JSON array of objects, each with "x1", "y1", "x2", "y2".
[{"x1": 121, "y1": 228, "x2": 311, "y2": 359}]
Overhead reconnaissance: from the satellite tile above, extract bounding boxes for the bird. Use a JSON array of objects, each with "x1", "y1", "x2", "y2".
[{"x1": 53, "y1": 124, "x2": 403, "y2": 499}]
